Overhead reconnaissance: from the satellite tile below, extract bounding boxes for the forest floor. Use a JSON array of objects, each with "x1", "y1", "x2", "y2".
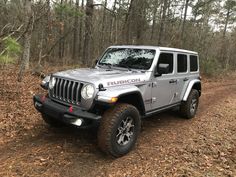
[{"x1": 0, "y1": 66, "x2": 236, "y2": 177}]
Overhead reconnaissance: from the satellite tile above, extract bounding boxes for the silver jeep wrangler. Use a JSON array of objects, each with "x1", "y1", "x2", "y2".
[{"x1": 33, "y1": 46, "x2": 201, "y2": 157}]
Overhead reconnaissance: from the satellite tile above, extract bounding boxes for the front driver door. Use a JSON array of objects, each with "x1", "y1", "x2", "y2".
[{"x1": 151, "y1": 52, "x2": 176, "y2": 109}]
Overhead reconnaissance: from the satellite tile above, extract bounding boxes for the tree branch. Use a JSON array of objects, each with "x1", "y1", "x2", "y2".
[
  {"x1": 93, "y1": 3, "x2": 116, "y2": 16},
  {"x1": 41, "y1": 29, "x2": 73, "y2": 59}
]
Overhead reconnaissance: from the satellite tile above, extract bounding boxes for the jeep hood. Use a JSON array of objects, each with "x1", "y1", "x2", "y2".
[{"x1": 53, "y1": 68, "x2": 148, "y2": 88}]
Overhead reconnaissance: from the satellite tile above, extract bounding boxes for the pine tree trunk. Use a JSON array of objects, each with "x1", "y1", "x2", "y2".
[
  {"x1": 82, "y1": 0, "x2": 93, "y2": 66},
  {"x1": 158, "y1": 0, "x2": 168, "y2": 45},
  {"x1": 150, "y1": 1, "x2": 158, "y2": 42},
  {"x1": 109, "y1": 0, "x2": 117, "y2": 43},
  {"x1": 18, "y1": 0, "x2": 33, "y2": 82},
  {"x1": 72, "y1": 0, "x2": 79, "y2": 60},
  {"x1": 222, "y1": 6, "x2": 231, "y2": 69},
  {"x1": 181, "y1": 0, "x2": 189, "y2": 48},
  {"x1": 100, "y1": 0, "x2": 107, "y2": 52},
  {"x1": 78, "y1": 0, "x2": 84, "y2": 59},
  {"x1": 122, "y1": 0, "x2": 134, "y2": 44},
  {"x1": 223, "y1": 7, "x2": 230, "y2": 39},
  {"x1": 136, "y1": 0, "x2": 147, "y2": 45},
  {"x1": 45, "y1": 0, "x2": 52, "y2": 60},
  {"x1": 58, "y1": 0, "x2": 64, "y2": 60}
]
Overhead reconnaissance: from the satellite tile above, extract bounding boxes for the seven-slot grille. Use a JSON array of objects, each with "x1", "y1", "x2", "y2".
[{"x1": 49, "y1": 77, "x2": 84, "y2": 105}]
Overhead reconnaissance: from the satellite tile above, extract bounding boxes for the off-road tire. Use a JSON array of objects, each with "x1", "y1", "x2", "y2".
[
  {"x1": 98, "y1": 103, "x2": 141, "y2": 157},
  {"x1": 41, "y1": 114, "x2": 65, "y2": 127},
  {"x1": 180, "y1": 89, "x2": 199, "y2": 119}
]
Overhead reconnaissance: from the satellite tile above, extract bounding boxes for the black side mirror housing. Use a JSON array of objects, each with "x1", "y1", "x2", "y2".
[
  {"x1": 155, "y1": 63, "x2": 169, "y2": 77},
  {"x1": 95, "y1": 59, "x2": 98, "y2": 65},
  {"x1": 93, "y1": 59, "x2": 99, "y2": 67}
]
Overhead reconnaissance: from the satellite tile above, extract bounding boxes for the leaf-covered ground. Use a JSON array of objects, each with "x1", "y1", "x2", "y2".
[{"x1": 0, "y1": 66, "x2": 235, "y2": 177}]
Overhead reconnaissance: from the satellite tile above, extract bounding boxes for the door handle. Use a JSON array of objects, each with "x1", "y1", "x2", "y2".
[
  {"x1": 183, "y1": 78, "x2": 189, "y2": 82},
  {"x1": 152, "y1": 82, "x2": 157, "y2": 87},
  {"x1": 169, "y1": 79, "x2": 177, "y2": 84}
]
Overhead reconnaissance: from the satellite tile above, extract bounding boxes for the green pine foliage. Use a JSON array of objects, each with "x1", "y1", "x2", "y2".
[
  {"x1": 0, "y1": 37, "x2": 21, "y2": 64},
  {"x1": 200, "y1": 59, "x2": 221, "y2": 76},
  {"x1": 55, "y1": 4, "x2": 83, "y2": 18}
]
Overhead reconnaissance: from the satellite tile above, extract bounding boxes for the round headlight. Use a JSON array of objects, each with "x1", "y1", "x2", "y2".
[
  {"x1": 81, "y1": 84, "x2": 95, "y2": 99},
  {"x1": 41, "y1": 75, "x2": 50, "y2": 87},
  {"x1": 49, "y1": 77, "x2": 56, "y2": 89}
]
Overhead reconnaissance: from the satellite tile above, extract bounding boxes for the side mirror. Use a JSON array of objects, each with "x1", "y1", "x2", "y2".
[
  {"x1": 93, "y1": 59, "x2": 99, "y2": 68},
  {"x1": 95, "y1": 59, "x2": 98, "y2": 65},
  {"x1": 155, "y1": 63, "x2": 169, "y2": 77}
]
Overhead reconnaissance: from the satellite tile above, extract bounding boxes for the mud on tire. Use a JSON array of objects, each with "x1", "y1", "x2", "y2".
[{"x1": 98, "y1": 103, "x2": 141, "y2": 157}]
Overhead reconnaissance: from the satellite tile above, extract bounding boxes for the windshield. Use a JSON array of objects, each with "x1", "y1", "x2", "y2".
[{"x1": 98, "y1": 48, "x2": 156, "y2": 70}]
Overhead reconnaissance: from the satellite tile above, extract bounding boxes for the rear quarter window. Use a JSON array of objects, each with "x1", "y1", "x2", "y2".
[{"x1": 190, "y1": 55, "x2": 198, "y2": 72}]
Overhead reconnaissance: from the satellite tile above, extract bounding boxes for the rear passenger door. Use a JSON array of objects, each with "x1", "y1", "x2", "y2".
[{"x1": 173, "y1": 53, "x2": 189, "y2": 103}]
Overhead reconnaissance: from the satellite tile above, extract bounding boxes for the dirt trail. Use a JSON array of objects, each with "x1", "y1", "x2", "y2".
[{"x1": 0, "y1": 72, "x2": 236, "y2": 177}]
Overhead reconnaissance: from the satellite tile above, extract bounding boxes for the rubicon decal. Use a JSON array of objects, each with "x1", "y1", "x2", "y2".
[{"x1": 107, "y1": 78, "x2": 141, "y2": 86}]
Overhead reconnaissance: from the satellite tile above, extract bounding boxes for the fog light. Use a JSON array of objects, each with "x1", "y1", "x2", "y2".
[
  {"x1": 72, "y1": 119, "x2": 83, "y2": 126},
  {"x1": 35, "y1": 101, "x2": 42, "y2": 108}
]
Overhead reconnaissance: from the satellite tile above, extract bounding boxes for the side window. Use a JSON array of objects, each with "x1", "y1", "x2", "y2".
[
  {"x1": 177, "y1": 54, "x2": 187, "y2": 73},
  {"x1": 190, "y1": 55, "x2": 198, "y2": 72},
  {"x1": 158, "y1": 53, "x2": 173, "y2": 74}
]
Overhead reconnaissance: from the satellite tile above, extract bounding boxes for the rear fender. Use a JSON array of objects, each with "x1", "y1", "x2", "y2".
[{"x1": 183, "y1": 79, "x2": 201, "y2": 101}]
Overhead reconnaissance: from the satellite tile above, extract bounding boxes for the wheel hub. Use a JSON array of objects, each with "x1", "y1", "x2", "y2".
[
  {"x1": 190, "y1": 98, "x2": 197, "y2": 114},
  {"x1": 116, "y1": 117, "x2": 134, "y2": 146}
]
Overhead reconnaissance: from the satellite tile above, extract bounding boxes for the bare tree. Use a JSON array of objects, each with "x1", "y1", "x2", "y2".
[
  {"x1": 0, "y1": 0, "x2": 235, "y2": 80},
  {"x1": 58, "y1": 0, "x2": 65, "y2": 60},
  {"x1": 18, "y1": 0, "x2": 33, "y2": 82},
  {"x1": 78, "y1": 0, "x2": 84, "y2": 59},
  {"x1": 72, "y1": 0, "x2": 80, "y2": 60},
  {"x1": 221, "y1": 0, "x2": 236, "y2": 69},
  {"x1": 181, "y1": 0, "x2": 190, "y2": 48},
  {"x1": 122, "y1": 0, "x2": 134, "y2": 44},
  {"x1": 109, "y1": 0, "x2": 117, "y2": 43},
  {"x1": 158, "y1": 0, "x2": 168, "y2": 45},
  {"x1": 135, "y1": 0, "x2": 148, "y2": 44},
  {"x1": 100, "y1": 0, "x2": 107, "y2": 52},
  {"x1": 150, "y1": 0, "x2": 159, "y2": 42},
  {"x1": 82, "y1": 0, "x2": 94, "y2": 65}
]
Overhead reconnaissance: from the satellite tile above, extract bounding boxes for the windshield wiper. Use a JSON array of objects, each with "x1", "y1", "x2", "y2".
[
  {"x1": 99, "y1": 63, "x2": 132, "y2": 71},
  {"x1": 115, "y1": 64, "x2": 132, "y2": 71},
  {"x1": 99, "y1": 63, "x2": 113, "y2": 69}
]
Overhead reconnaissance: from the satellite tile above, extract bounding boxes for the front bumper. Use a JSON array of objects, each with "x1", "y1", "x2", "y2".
[{"x1": 33, "y1": 95, "x2": 101, "y2": 127}]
